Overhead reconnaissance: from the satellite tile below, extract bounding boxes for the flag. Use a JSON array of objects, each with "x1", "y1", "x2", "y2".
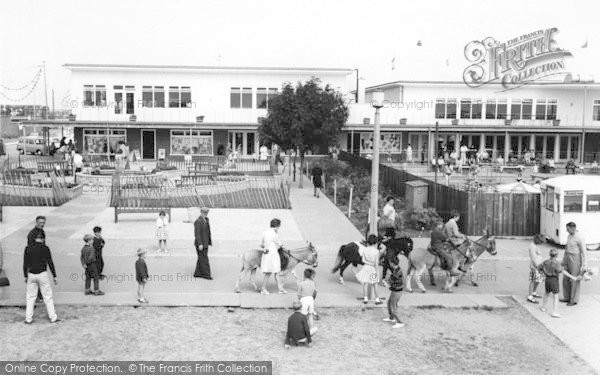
[
  {"x1": 581, "y1": 39, "x2": 588, "y2": 48},
  {"x1": 391, "y1": 57, "x2": 396, "y2": 70}
]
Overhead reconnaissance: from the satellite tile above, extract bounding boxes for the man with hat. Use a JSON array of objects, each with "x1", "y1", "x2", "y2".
[
  {"x1": 194, "y1": 207, "x2": 213, "y2": 280},
  {"x1": 284, "y1": 301, "x2": 317, "y2": 349}
]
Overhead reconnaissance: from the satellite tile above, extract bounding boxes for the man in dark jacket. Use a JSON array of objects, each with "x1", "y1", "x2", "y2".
[
  {"x1": 23, "y1": 234, "x2": 59, "y2": 324},
  {"x1": 193, "y1": 207, "x2": 212, "y2": 279},
  {"x1": 27, "y1": 216, "x2": 47, "y2": 302}
]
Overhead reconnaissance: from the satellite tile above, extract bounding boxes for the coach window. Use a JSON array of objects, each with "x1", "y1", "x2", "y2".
[
  {"x1": 564, "y1": 191, "x2": 583, "y2": 213},
  {"x1": 587, "y1": 194, "x2": 600, "y2": 212},
  {"x1": 546, "y1": 187, "x2": 555, "y2": 211}
]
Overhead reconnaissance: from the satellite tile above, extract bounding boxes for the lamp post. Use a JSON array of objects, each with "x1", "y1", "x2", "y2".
[
  {"x1": 369, "y1": 90, "x2": 384, "y2": 236},
  {"x1": 354, "y1": 69, "x2": 359, "y2": 104}
]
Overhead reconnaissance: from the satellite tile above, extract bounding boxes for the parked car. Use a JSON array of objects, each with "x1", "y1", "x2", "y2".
[{"x1": 16, "y1": 136, "x2": 59, "y2": 155}]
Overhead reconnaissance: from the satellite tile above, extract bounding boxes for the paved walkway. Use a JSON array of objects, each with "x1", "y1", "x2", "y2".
[
  {"x1": 0, "y1": 174, "x2": 507, "y2": 309},
  {"x1": 516, "y1": 295, "x2": 600, "y2": 373}
]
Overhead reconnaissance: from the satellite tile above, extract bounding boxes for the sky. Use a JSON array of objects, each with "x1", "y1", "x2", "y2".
[{"x1": 1, "y1": 0, "x2": 598, "y2": 108}]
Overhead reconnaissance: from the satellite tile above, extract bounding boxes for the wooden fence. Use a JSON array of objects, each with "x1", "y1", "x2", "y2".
[
  {"x1": 339, "y1": 151, "x2": 540, "y2": 236},
  {"x1": 110, "y1": 173, "x2": 290, "y2": 212}
]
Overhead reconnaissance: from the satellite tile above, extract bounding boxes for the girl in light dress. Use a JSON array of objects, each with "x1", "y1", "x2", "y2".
[
  {"x1": 356, "y1": 234, "x2": 383, "y2": 305},
  {"x1": 156, "y1": 211, "x2": 169, "y2": 253}
]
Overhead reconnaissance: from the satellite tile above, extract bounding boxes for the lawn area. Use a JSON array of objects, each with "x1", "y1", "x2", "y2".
[{"x1": 0, "y1": 298, "x2": 594, "y2": 375}]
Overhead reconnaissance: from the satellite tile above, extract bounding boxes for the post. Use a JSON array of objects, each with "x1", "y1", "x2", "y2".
[
  {"x1": 434, "y1": 121, "x2": 439, "y2": 208},
  {"x1": 369, "y1": 106, "x2": 381, "y2": 236},
  {"x1": 348, "y1": 185, "x2": 353, "y2": 217},
  {"x1": 581, "y1": 85, "x2": 587, "y2": 163},
  {"x1": 42, "y1": 61, "x2": 48, "y2": 118},
  {"x1": 334, "y1": 179, "x2": 337, "y2": 205},
  {"x1": 355, "y1": 69, "x2": 359, "y2": 104}
]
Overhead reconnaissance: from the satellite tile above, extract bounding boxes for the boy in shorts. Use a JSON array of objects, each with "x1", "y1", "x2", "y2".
[
  {"x1": 297, "y1": 268, "x2": 318, "y2": 332},
  {"x1": 539, "y1": 248, "x2": 580, "y2": 318}
]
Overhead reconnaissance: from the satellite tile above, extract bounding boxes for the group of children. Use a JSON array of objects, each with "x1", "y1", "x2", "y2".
[
  {"x1": 285, "y1": 248, "x2": 406, "y2": 348},
  {"x1": 79, "y1": 228, "x2": 149, "y2": 303}
]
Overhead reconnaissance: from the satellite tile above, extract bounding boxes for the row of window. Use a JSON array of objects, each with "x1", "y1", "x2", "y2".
[
  {"x1": 544, "y1": 188, "x2": 600, "y2": 213},
  {"x1": 82, "y1": 129, "x2": 214, "y2": 155},
  {"x1": 435, "y1": 98, "x2": 558, "y2": 120},
  {"x1": 230, "y1": 87, "x2": 278, "y2": 109},
  {"x1": 83, "y1": 85, "x2": 280, "y2": 111}
]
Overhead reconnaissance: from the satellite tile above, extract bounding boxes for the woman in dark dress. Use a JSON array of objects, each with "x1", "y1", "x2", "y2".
[{"x1": 311, "y1": 163, "x2": 323, "y2": 198}]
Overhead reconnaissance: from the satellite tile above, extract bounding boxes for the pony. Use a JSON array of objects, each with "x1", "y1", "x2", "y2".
[
  {"x1": 406, "y1": 231, "x2": 497, "y2": 293},
  {"x1": 234, "y1": 242, "x2": 318, "y2": 293},
  {"x1": 331, "y1": 235, "x2": 413, "y2": 285}
]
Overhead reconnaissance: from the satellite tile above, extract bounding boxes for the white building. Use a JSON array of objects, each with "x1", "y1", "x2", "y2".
[
  {"x1": 29, "y1": 63, "x2": 353, "y2": 159},
  {"x1": 343, "y1": 80, "x2": 600, "y2": 163}
]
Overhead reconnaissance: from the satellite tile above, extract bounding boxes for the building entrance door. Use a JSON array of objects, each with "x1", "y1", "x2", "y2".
[{"x1": 141, "y1": 130, "x2": 156, "y2": 159}]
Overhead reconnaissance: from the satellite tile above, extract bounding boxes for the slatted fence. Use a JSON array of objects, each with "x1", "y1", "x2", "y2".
[{"x1": 339, "y1": 151, "x2": 540, "y2": 236}]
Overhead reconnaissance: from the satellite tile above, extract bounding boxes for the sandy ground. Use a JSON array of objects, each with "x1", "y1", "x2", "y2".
[{"x1": 0, "y1": 298, "x2": 595, "y2": 375}]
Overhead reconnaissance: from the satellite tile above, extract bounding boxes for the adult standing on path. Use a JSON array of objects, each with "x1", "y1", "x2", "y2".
[
  {"x1": 27, "y1": 216, "x2": 47, "y2": 302},
  {"x1": 93, "y1": 226, "x2": 106, "y2": 280},
  {"x1": 527, "y1": 234, "x2": 545, "y2": 304},
  {"x1": 23, "y1": 232, "x2": 59, "y2": 324},
  {"x1": 561, "y1": 222, "x2": 588, "y2": 306},
  {"x1": 194, "y1": 207, "x2": 213, "y2": 280},
  {"x1": 259, "y1": 218, "x2": 286, "y2": 295},
  {"x1": 310, "y1": 163, "x2": 323, "y2": 198}
]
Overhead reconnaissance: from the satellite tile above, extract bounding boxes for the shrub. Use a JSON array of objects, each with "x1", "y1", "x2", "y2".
[{"x1": 405, "y1": 207, "x2": 442, "y2": 230}]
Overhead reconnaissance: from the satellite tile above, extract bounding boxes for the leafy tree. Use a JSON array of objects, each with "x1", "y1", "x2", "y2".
[{"x1": 258, "y1": 78, "x2": 349, "y2": 187}]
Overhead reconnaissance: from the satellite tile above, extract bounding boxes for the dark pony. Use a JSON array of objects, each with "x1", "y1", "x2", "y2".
[{"x1": 331, "y1": 229, "x2": 413, "y2": 284}]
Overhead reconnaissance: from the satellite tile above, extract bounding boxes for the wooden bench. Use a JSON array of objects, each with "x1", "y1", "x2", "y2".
[
  {"x1": 495, "y1": 165, "x2": 525, "y2": 173},
  {"x1": 37, "y1": 161, "x2": 71, "y2": 175},
  {"x1": 114, "y1": 198, "x2": 171, "y2": 223},
  {"x1": 179, "y1": 173, "x2": 216, "y2": 186},
  {"x1": 191, "y1": 162, "x2": 219, "y2": 173}
]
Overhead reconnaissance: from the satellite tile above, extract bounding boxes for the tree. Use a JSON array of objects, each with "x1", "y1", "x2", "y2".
[{"x1": 258, "y1": 78, "x2": 349, "y2": 187}]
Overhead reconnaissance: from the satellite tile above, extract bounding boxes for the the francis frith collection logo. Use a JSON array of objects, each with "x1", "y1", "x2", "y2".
[{"x1": 463, "y1": 28, "x2": 572, "y2": 89}]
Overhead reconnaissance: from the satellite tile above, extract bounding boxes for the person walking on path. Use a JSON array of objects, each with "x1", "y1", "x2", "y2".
[
  {"x1": 310, "y1": 163, "x2": 323, "y2": 198},
  {"x1": 383, "y1": 260, "x2": 404, "y2": 328},
  {"x1": 527, "y1": 234, "x2": 545, "y2": 304},
  {"x1": 135, "y1": 248, "x2": 149, "y2": 303},
  {"x1": 561, "y1": 222, "x2": 588, "y2": 306},
  {"x1": 23, "y1": 232, "x2": 59, "y2": 324},
  {"x1": 193, "y1": 207, "x2": 213, "y2": 280},
  {"x1": 284, "y1": 301, "x2": 316, "y2": 349},
  {"x1": 259, "y1": 218, "x2": 285, "y2": 294},
  {"x1": 297, "y1": 268, "x2": 318, "y2": 332},
  {"x1": 421, "y1": 143, "x2": 427, "y2": 164},
  {"x1": 155, "y1": 211, "x2": 169, "y2": 253},
  {"x1": 539, "y1": 248, "x2": 581, "y2": 318},
  {"x1": 81, "y1": 234, "x2": 104, "y2": 296},
  {"x1": 93, "y1": 226, "x2": 106, "y2": 280},
  {"x1": 356, "y1": 234, "x2": 383, "y2": 305}
]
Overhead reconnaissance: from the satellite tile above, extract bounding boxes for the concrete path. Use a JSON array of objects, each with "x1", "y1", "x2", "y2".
[
  {"x1": 0, "y1": 174, "x2": 508, "y2": 309},
  {"x1": 516, "y1": 295, "x2": 600, "y2": 373}
]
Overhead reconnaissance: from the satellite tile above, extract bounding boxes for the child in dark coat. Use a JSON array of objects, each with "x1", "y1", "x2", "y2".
[{"x1": 135, "y1": 248, "x2": 149, "y2": 303}]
